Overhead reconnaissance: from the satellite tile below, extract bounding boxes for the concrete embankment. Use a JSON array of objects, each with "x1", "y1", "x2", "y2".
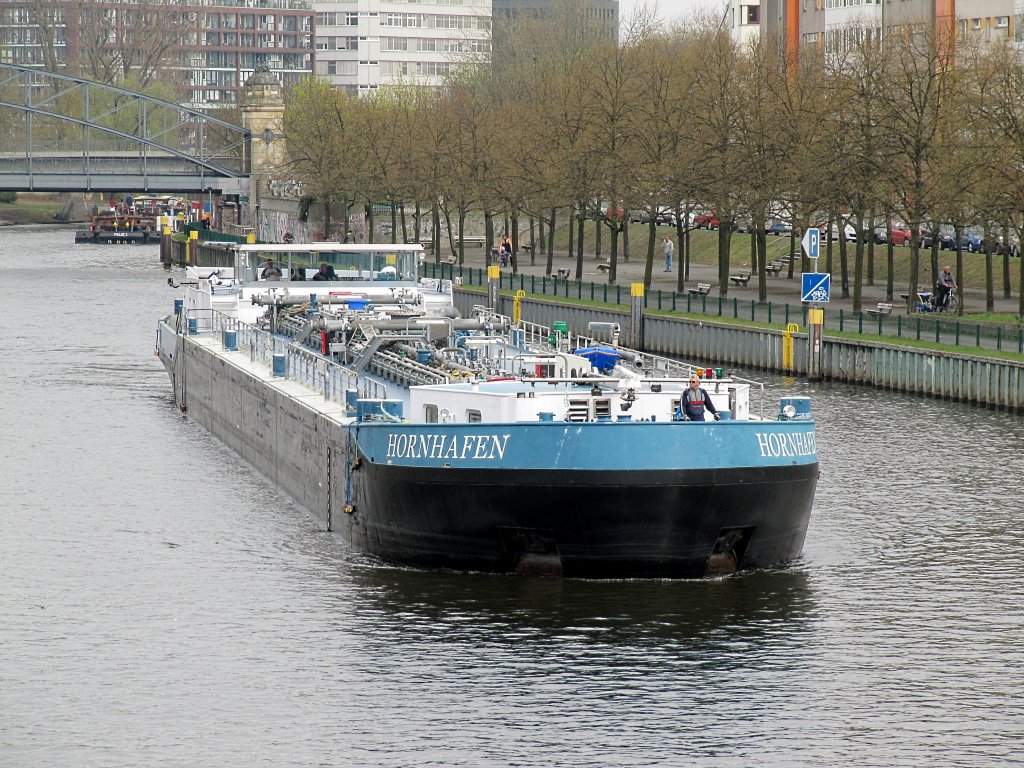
[{"x1": 459, "y1": 289, "x2": 1024, "y2": 412}]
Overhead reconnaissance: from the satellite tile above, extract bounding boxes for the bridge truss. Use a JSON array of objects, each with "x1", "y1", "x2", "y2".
[{"x1": 0, "y1": 64, "x2": 250, "y2": 195}]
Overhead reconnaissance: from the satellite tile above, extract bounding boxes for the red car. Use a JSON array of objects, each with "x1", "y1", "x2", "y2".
[
  {"x1": 693, "y1": 212, "x2": 719, "y2": 230},
  {"x1": 873, "y1": 224, "x2": 914, "y2": 246}
]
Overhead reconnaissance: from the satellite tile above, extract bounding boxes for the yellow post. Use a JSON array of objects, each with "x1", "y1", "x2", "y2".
[
  {"x1": 806, "y1": 308, "x2": 824, "y2": 381},
  {"x1": 629, "y1": 283, "x2": 645, "y2": 348},
  {"x1": 246, "y1": 232, "x2": 256, "y2": 244},
  {"x1": 487, "y1": 265, "x2": 501, "y2": 308},
  {"x1": 513, "y1": 289, "x2": 526, "y2": 324},
  {"x1": 187, "y1": 229, "x2": 198, "y2": 265},
  {"x1": 782, "y1": 322, "x2": 800, "y2": 371}
]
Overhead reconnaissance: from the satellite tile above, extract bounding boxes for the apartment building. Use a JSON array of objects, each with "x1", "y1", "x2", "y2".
[
  {"x1": 736, "y1": 0, "x2": 1018, "y2": 50},
  {"x1": 183, "y1": 0, "x2": 315, "y2": 109},
  {"x1": 0, "y1": 0, "x2": 314, "y2": 109},
  {"x1": 312, "y1": 1, "x2": 492, "y2": 95}
]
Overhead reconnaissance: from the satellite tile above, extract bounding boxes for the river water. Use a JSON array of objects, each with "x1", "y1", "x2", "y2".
[{"x1": 2, "y1": 226, "x2": 1023, "y2": 767}]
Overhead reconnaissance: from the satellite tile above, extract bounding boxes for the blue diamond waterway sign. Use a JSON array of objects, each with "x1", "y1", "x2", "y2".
[{"x1": 801, "y1": 272, "x2": 830, "y2": 303}]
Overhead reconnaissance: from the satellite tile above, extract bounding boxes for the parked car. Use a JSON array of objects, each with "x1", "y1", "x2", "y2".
[
  {"x1": 814, "y1": 220, "x2": 857, "y2": 241},
  {"x1": 875, "y1": 224, "x2": 914, "y2": 246},
  {"x1": 960, "y1": 227, "x2": 983, "y2": 252},
  {"x1": 647, "y1": 208, "x2": 674, "y2": 226},
  {"x1": 766, "y1": 218, "x2": 792, "y2": 237},
  {"x1": 693, "y1": 212, "x2": 720, "y2": 230},
  {"x1": 917, "y1": 224, "x2": 950, "y2": 250},
  {"x1": 1000, "y1": 231, "x2": 1020, "y2": 257}
]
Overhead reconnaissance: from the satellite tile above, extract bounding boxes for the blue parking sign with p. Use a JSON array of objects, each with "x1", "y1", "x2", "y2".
[
  {"x1": 801, "y1": 227, "x2": 820, "y2": 260},
  {"x1": 801, "y1": 272, "x2": 830, "y2": 303}
]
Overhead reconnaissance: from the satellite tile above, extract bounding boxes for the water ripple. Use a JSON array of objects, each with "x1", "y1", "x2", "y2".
[{"x1": 2, "y1": 227, "x2": 1023, "y2": 767}]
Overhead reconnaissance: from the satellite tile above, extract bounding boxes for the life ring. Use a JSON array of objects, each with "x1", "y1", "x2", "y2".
[{"x1": 439, "y1": 408, "x2": 454, "y2": 423}]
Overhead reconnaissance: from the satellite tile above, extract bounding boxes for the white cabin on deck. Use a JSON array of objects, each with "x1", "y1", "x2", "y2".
[{"x1": 409, "y1": 377, "x2": 750, "y2": 425}]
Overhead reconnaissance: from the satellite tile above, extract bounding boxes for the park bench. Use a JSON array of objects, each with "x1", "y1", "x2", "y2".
[
  {"x1": 687, "y1": 282, "x2": 712, "y2": 297},
  {"x1": 556, "y1": 268, "x2": 570, "y2": 280},
  {"x1": 440, "y1": 254, "x2": 458, "y2": 265},
  {"x1": 866, "y1": 302, "x2": 893, "y2": 317},
  {"x1": 596, "y1": 261, "x2": 611, "y2": 273},
  {"x1": 766, "y1": 261, "x2": 783, "y2": 276},
  {"x1": 729, "y1": 270, "x2": 751, "y2": 286}
]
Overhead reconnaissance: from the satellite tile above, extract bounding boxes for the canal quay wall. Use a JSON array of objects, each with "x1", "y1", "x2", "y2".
[
  {"x1": 459, "y1": 289, "x2": 1024, "y2": 413},
  {"x1": 166, "y1": 236, "x2": 1024, "y2": 412}
]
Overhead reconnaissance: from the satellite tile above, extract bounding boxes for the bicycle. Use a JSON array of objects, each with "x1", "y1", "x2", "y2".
[{"x1": 932, "y1": 288, "x2": 959, "y2": 313}]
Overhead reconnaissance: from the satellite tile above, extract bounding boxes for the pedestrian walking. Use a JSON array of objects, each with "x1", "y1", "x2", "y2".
[{"x1": 663, "y1": 235, "x2": 674, "y2": 271}]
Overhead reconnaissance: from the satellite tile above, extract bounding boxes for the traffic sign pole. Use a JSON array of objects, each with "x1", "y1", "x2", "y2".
[{"x1": 800, "y1": 226, "x2": 826, "y2": 381}]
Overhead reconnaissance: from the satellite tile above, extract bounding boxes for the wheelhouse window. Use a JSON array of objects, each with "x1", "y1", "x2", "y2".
[
  {"x1": 466, "y1": 410, "x2": 482, "y2": 423},
  {"x1": 425, "y1": 404, "x2": 438, "y2": 423}
]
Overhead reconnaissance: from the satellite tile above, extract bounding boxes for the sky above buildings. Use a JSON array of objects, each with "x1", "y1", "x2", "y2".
[{"x1": 619, "y1": 0, "x2": 728, "y2": 28}]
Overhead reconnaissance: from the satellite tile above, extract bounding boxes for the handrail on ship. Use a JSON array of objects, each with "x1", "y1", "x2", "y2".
[
  {"x1": 179, "y1": 306, "x2": 764, "y2": 419},
  {"x1": 183, "y1": 307, "x2": 387, "y2": 405},
  {"x1": 506, "y1": 312, "x2": 767, "y2": 419}
]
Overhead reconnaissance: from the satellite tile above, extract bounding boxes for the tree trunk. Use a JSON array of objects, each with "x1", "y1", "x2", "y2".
[
  {"x1": 886, "y1": 239, "x2": 894, "y2": 302},
  {"x1": 545, "y1": 207, "x2": 556, "y2": 276},
  {"x1": 457, "y1": 207, "x2": 467, "y2": 266},
  {"x1": 643, "y1": 220, "x2": 656, "y2": 289},
  {"x1": 511, "y1": 212, "x2": 520, "y2": 274},
  {"x1": 838, "y1": 227, "x2": 849, "y2": 299},
  {"x1": 567, "y1": 203, "x2": 575, "y2": 260},
  {"x1": 485, "y1": 212, "x2": 494, "y2": 262},
  {"x1": 985, "y1": 249, "x2": 994, "y2": 312},
  {"x1": 717, "y1": 225, "x2": 731, "y2": 297},
  {"x1": 907, "y1": 239, "x2": 921, "y2": 314},
  {"x1": 575, "y1": 209, "x2": 585, "y2": 281},
  {"x1": 529, "y1": 217, "x2": 536, "y2": 267},
  {"x1": 608, "y1": 223, "x2": 619, "y2": 285},
  {"x1": 867, "y1": 206, "x2": 875, "y2": 285}
]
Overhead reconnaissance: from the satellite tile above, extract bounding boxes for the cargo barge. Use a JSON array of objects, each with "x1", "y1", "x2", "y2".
[{"x1": 155, "y1": 242, "x2": 818, "y2": 578}]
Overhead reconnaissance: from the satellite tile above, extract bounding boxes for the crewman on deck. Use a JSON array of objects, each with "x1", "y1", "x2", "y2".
[
  {"x1": 311, "y1": 262, "x2": 338, "y2": 281},
  {"x1": 261, "y1": 259, "x2": 282, "y2": 280},
  {"x1": 676, "y1": 375, "x2": 720, "y2": 422}
]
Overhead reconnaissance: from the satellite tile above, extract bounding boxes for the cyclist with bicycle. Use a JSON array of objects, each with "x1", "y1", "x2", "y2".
[{"x1": 935, "y1": 266, "x2": 956, "y2": 311}]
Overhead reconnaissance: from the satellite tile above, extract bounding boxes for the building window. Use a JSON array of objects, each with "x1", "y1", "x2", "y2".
[
  {"x1": 996, "y1": 16, "x2": 1008, "y2": 27},
  {"x1": 744, "y1": 5, "x2": 759, "y2": 24},
  {"x1": 971, "y1": 18, "x2": 982, "y2": 29}
]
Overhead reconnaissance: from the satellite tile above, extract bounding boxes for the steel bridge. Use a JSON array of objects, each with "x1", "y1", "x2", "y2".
[{"x1": 0, "y1": 64, "x2": 250, "y2": 195}]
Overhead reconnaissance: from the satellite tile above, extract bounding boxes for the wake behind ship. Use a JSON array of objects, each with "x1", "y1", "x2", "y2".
[{"x1": 155, "y1": 242, "x2": 818, "y2": 578}]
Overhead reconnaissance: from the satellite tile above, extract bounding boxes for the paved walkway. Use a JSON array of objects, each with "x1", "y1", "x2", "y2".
[{"x1": 466, "y1": 248, "x2": 1021, "y2": 318}]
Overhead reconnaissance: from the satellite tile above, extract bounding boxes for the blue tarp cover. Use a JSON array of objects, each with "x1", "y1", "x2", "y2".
[{"x1": 574, "y1": 346, "x2": 621, "y2": 373}]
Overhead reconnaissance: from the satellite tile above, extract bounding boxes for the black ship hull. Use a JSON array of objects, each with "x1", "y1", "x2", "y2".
[{"x1": 343, "y1": 462, "x2": 818, "y2": 578}]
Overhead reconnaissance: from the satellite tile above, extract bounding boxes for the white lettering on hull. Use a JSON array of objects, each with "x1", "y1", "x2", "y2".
[
  {"x1": 755, "y1": 431, "x2": 816, "y2": 458},
  {"x1": 386, "y1": 432, "x2": 511, "y2": 461}
]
